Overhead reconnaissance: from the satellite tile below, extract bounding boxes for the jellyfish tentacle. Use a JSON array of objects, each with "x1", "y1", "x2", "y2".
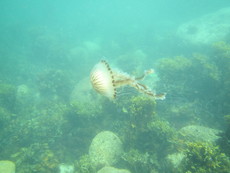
[
  {"x1": 131, "y1": 82, "x2": 166, "y2": 100},
  {"x1": 155, "y1": 93, "x2": 166, "y2": 100},
  {"x1": 135, "y1": 69, "x2": 154, "y2": 81},
  {"x1": 129, "y1": 81, "x2": 155, "y2": 97}
]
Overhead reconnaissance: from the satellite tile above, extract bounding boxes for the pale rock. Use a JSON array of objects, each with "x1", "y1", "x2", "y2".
[
  {"x1": 97, "y1": 166, "x2": 131, "y2": 173},
  {"x1": 59, "y1": 163, "x2": 74, "y2": 173},
  {"x1": 166, "y1": 152, "x2": 185, "y2": 169},
  {"x1": 0, "y1": 160, "x2": 15, "y2": 173},
  {"x1": 177, "y1": 7, "x2": 230, "y2": 44},
  {"x1": 179, "y1": 125, "x2": 221, "y2": 144},
  {"x1": 89, "y1": 131, "x2": 123, "y2": 170}
]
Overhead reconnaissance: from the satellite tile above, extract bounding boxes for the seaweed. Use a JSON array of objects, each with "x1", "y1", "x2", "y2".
[
  {"x1": 11, "y1": 143, "x2": 59, "y2": 173},
  {"x1": 218, "y1": 115, "x2": 230, "y2": 157},
  {"x1": 179, "y1": 142, "x2": 230, "y2": 173},
  {"x1": 74, "y1": 154, "x2": 95, "y2": 173},
  {"x1": 121, "y1": 149, "x2": 159, "y2": 173}
]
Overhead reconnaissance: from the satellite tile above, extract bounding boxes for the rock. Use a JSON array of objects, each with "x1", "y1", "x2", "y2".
[
  {"x1": 115, "y1": 49, "x2": 147, "y2": 72},
  {"x1": 16, "y1": 84, "x2": 32, "y2": 104},
  {"x1": 0, "y1": 160, "x2": 15, "y2": 173},
  {"x1": 89, "y1": 131, "x2": 123, "y2": 170},
  {"x1": 97, "y1": 166, "x2": 131, "y2": 173},
  {"x1": 59, "y1": 163, "x2": 74, "y2": 173},
  {"x1": 166, "y1": 152, "x2": 185, "y2": 169},
  {"x1": 70, "y1": 77, "x2": 92, "y2": 103},
  {"x1": 177, "y1": 7, "x2": 230, "y2": 44},
  {"x1": 16, "y1": 84, "x2": 29, "y2": 98},
  {"x1": 179, "y1": 125, "x2": 221, "y2": 144}
]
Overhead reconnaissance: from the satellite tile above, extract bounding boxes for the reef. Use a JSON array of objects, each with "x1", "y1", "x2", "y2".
[{"x1": 1, "y1": 21, "x2": 230, "y2": 173}]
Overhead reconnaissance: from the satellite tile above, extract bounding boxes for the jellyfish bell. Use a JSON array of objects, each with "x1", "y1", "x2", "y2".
[
  {"x1": 90, "y1": 60, "x2": 116, "y2": 100},
  {"x1": 90, "y1": 60, "x2": 166, "y2": 100}
]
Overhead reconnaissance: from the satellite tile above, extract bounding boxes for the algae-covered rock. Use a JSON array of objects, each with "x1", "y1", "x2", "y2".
[
  {"x1": 16, "y1": 84, "x2": 35, "y2": 107},
  {"x1": 89, "y1": 131, "x2": 123, "y2": 170},
  {"x1": 97, "y1": 166, "x2": 131, "y2": 173},
  {"x1": 166, "y1": 152, "x2": 185, "y2": 169},
  {"x1": 179, "y1": 125, "x2": 221, "y2": 144},
  {"x1": 0, "y1": 160, "x2": 15, "y2": 173},
  {"x1": 177, "y1": 7, "x2": 230, "y2": 44}
]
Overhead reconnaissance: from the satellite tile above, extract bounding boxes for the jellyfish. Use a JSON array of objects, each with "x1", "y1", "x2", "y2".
[{"x1": 90, "y1": 60, "x2": 166, "y2": 100}]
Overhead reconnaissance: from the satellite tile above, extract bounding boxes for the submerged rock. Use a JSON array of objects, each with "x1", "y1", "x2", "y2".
[
  {"x1": 16, "y1": 84, "x2": 33, "y2": 104},
  {"x1": 89, "y1": 131, "x2": 123, "y2": 170},
  {"x1": 166, "y1": 152, "x2": 185, "y2": 169},
  {"x1": 0, "y1": 160, "x2": 15, "y2": 173},
  {"x1": 97, "y1": 166, "x2": 131, "y2": 173},
  {"x1": 59, "y1": 163, "x2": 74, "y2": 173},
  {"x1": 179, "y1": 125, "x2": 221, "y2": 144},
  {"x1": 16, "y1": 84, "x2": 29, "y2": 98},
  {"x1": 177, "y1": 7, "x2": 230, "y2": 44}
]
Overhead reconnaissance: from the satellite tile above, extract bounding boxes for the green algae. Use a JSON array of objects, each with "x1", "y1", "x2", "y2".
[
  {"x1": 179, "y1": 142, "x2": 230, "y2": 173},
  {"x1": 121, "y1": 149, "x2": 156, "y2": 173},
  {"x1": 11, "y1": 143, "x2": 59, "y2": 173},
  {"x1": 75, "y1": 154, "x2": 95, "y2": 173}
]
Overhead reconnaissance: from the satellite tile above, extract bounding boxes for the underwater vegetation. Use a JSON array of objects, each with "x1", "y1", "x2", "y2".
[
  {"x1": 151, "y1": 40, "x2": 230, "y2": 173},
  {"x1": 11, "y1": 143, "x2": 59, "y2": 173},
  {"x1": 113, "y1": 96, "x2": 178, "y2": 173},
  {"x1": 156, "y1": 53, "x2": 220, "y2": 100},
  {"x1": 178, "y1": 142, "x2": 230, "y2": 173},
  {"x1": 218, "y1": 115, "x2": 230, "y2": 158},
  {"x1": 121, "y1": 148, "x2": 158, "y2": 173},
  {"x1": 211, "y1": 41, "x2": 230, "y2": 114},
  {"x1": 121, "y1": 96, "x2": 156, "y2": 130},
  {"x1": 155, "y1": 42, "x2": 230, "y2": 127},
  {"x1": 74, "y1": 154, "x2": 95, "y2": 173}
]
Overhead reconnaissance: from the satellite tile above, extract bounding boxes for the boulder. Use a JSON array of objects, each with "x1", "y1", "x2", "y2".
[
  {"x1": 89, "y1": 131, "x2": 123, "y2": 170},
  {"x1": 59, "y1": 163, "x2": 74, "y2": 173},
  {"x1": 166, "y1": 152, "x2": 185, "y2": 169},
  {"x1": 97, "y1": 166, "x2": 131, "y2": 173},
  {"x1": 177, "y1": 7, "x2": 230, "y2": 44},
  {"x1": 179, "y1": 125, "x2": 221, "y2": 144},
  {"x1": 0, "y1": 160, "x2": 15, "y2": 173}
]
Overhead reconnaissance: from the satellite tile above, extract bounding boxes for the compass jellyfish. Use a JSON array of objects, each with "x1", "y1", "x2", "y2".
[{"x1": 90, "y1": 60, "x2": 166, "y2": 100}]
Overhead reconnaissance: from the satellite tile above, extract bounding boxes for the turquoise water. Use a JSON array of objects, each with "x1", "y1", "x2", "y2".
[{"x1": 0, "y1": 1, "x2": 230, "y2": 173}]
